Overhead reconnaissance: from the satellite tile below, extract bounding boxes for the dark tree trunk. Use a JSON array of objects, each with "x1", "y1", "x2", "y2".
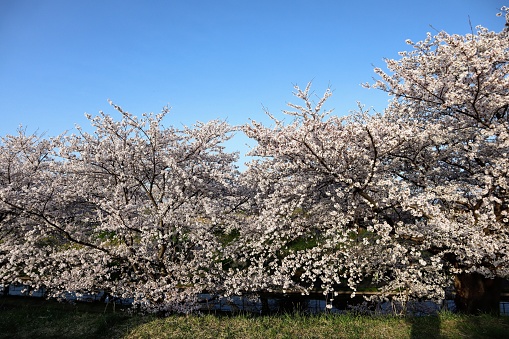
[
  {"x1": 454, "y1": 273, "x2": 502, "y2": 315},
  {"x1": 260, "y1": 292, "x2": 270, "y2": 315}
]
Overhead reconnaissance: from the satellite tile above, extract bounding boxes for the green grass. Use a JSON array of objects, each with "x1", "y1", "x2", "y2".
[{"x1": 1, "y1": 297, "x2": 509, "y2": 338}]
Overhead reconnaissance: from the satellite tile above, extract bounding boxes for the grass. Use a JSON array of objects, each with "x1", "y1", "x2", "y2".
[{"x1": 1, "y1": 296, "x2": 509, "y2": 338}]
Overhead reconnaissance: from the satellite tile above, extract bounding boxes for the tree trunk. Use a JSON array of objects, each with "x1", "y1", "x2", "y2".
[
  {"x1": 454, "y1": 273, "x2": 502, "y2": 315},
  {"x1": 260, "y1": 292, "x2": 270, "y2": 315}
]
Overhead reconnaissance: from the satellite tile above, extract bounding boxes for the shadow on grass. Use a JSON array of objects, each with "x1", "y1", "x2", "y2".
[
  {"x1": 453, "y1": 313, "x2": 509, "y2": 339},
  {"x1": 408, "y1": 315, "x2": 441, "y2": 339},
  {"x1": 409, "y1": 311, "x2": 509, "y2": 339},
  {"x1": 0, "y1": 296, "x2": 149, "y2": 339}
]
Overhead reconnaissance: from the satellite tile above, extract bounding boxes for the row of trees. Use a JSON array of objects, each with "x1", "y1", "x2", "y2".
[{"x1": 1, "y1": 10, "x2": 508, "y2": 314}]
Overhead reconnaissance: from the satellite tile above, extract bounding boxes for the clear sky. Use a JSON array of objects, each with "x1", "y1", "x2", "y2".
[{"x1": 0, "y1": 0, "x2": 507, "y2": 168}]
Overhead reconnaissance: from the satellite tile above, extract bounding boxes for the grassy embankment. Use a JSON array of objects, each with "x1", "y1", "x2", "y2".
[{"x1": 1, "y1": 296, "x2": 508, "y2": 338}]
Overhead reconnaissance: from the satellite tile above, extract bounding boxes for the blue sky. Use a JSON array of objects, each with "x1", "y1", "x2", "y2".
[{"x1": 0, "y1": 0, "x2": 507, "y2": 167}]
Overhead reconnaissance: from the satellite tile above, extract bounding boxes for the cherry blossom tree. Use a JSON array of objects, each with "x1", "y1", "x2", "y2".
[
  {"x1": 235, "y1": 84, "x2": 443, "y2": 311},
  {"x1": 0, "y1": 105, "x2": 239, "y2": 313},
  {"x1": 366, "y1": 9, "x2": 509, "y2": 313},
  {"x1": 237, "y1": 8, "x2": 509, "y2": 314}
]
